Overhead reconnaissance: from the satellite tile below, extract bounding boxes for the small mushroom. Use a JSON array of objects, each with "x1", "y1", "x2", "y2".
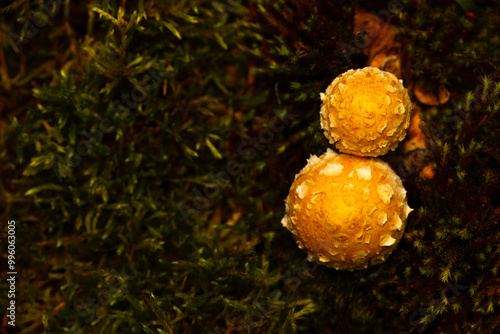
[{"x1": 320, "y1": 67, "x2": 412, "y2": 157}]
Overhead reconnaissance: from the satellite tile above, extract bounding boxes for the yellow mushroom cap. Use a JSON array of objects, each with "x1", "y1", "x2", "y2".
[
  {"x1": 320, "y1": 67, "x2": 412, "y2": 157},
  {"x1": 281, "y1": 148, "x2": 412, "y2": 271}
]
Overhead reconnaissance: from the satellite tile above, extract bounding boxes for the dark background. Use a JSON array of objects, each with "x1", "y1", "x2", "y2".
[{"x1": 1, "y1": 0, "x2": 499, "y2": 333}]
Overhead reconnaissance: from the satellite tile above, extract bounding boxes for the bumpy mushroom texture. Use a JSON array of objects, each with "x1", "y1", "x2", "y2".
[
  {"x1": 281, "y1": 149, "x2": 412, "y2": 271},
  {"x1": 320, "y1": 67, "x2": 412, "y2": 157}
]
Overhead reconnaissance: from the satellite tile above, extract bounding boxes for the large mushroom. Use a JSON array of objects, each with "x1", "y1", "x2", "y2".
[{"x1": 282, "y1": 149, "x2": 412, "y2": 271}]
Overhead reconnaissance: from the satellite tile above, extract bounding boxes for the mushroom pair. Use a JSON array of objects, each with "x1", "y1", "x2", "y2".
[{"x1": 282, "y1": 67, "x2": 413, "y2": 271}]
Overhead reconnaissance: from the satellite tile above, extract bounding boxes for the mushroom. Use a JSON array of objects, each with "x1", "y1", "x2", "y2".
[
  {"x1": 320, "y1": 67, "x2": 412, "y2": 157},
  {"x1": 282, "y1": 148, "x2": 412, "y2": 271}
]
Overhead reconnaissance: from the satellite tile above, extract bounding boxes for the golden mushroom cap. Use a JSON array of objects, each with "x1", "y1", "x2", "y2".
[
  {"x1": 320, "y1": 67, "x2": 412, "y2": 157},
  {"x1": 281, "y1": 149, "x2": 412, "y2": 271}
]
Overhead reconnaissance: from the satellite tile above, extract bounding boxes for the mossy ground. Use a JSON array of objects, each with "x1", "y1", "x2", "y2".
[{"x1": 0, "y1": 0, "x2": 499, "y2": 333}]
